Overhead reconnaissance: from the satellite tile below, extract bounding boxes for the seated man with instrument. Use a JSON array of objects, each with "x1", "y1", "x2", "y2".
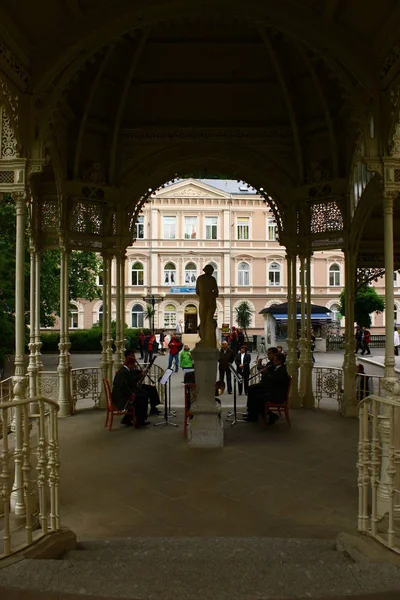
[
  {"x1": 112, "y1": 355, "x2": 150, "y2": 428},
  {"x1": 256, "y1": 346, "x2": 278, "y2": 372},
  {"x1": 125, "y1": 350, "x2": 162, "y2": 415},
  {"x1": 244, "y1": 353, "x2": 289, "y2": 424}
]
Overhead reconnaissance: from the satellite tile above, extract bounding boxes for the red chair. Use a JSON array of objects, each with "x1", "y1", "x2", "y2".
[
  {"x1": 103, "y1": 378, "x2": 135, "y2": 431},
  {"x1": 264, "y1": 376, "x2": 292, "y2": 426}
]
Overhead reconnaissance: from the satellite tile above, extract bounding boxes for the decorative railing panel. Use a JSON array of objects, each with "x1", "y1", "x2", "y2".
[
  {"x1": 71, "y1": 368, "x2": 100, "y2": 412},
  {"x1": 314, "y1": 367, "x2": 343, "y2": 409},
  {"x1": 358, "y1": 394, "x2": 400, "y2": 553},
  {"x1": 38, "y1": 371, "x2": 59, "y2": 402},
  {"x1": 327, "y1": 335, "x2": 386, "y2": 351},
  {"x1": 0, "y1": 396, "x2": 61, "y2": 558}
]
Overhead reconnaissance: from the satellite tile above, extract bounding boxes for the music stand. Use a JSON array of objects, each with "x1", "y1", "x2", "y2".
[
  {"x1": 226, "y1": 364, "x2": 246, "y2": 426},
  {"x1": 155, "y1": 368, "x2": 178, "y2": 427}
]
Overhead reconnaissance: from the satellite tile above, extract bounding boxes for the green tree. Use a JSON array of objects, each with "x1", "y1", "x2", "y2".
[
  {"x1": 339, "y1": 286, "x2": 385, "y2": 328},
  {"x1": 235, "y1": 300, "x2": 253, "y2": 341},
  {"x1": 144, "y1": 304, "x2": 155, "y2": 330}
]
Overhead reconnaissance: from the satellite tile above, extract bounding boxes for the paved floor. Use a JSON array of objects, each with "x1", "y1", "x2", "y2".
[{"x1": 58, "y1": 400, "x2": 358, "y2": 541}]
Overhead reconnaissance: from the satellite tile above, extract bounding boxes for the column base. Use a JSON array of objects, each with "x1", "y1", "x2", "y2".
[
  {"x1": 340, "y1": 402, "x2": 358, "y2": 418},
  {"x1": 188, "y1": 412, "x2": 224, "y2": 448}
]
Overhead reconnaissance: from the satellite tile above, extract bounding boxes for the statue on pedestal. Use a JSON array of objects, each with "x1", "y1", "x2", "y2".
[{"x1": 196, "y1": 265, "x2": 219, "y2": 348}]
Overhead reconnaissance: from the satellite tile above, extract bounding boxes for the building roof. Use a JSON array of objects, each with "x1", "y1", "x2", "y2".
[{"x1": 171, "y1": 179, "x2": 257, "y2": 195}]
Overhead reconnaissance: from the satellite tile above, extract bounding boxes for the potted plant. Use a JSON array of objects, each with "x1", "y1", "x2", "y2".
[{"x1": 235, "y1": 300, "x2": 254, "y2": 351}]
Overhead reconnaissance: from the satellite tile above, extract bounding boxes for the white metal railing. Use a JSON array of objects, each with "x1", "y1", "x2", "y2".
[
  {"x1": 0, "y1": 395, "x2": 61, "y2": 558},
  {"x1": 358, "y1": 394, "x2": 400, "y2": 553},
  {"x1": 71, "y1": 367, "x2": 101, "y2": 412},
  {"x1": 314, "y1": 367, "x2": 343, "y2": 409}
]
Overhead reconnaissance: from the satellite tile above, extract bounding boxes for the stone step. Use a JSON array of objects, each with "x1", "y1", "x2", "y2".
[
  {"x1": 1, "y1": 538, "x2": 400, "y2": 599},
  {"x1": 65, "y1": 537, "x2": 352, "y2": 564}
]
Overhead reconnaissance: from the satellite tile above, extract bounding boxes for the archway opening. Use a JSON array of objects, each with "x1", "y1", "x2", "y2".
[{"x1": 184, "y1": 304, "x2": 198, "y2": 334}]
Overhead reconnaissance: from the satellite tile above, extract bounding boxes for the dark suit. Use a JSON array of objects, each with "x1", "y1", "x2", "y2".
[
  {"x1": 234, "y1": 351, "x2": 251, "y2": 395},
  {"x1": 247, "y1": 364, "x2": 289, "y2": 421},
  {"x1": 218, "y1": 347, "x2": 234, "y2": 393},
  {"x1": 112, "y1": 365, "x2": 148, "y2": 424}
]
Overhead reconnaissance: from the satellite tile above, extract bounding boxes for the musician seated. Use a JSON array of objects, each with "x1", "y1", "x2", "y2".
[
  {"x1": 244, "y1": 353, "x2": 289, "y2": 424},
  {"x1": 125, "y1": 350, "x2": 162, "y2": 415},
  {"x1": 112, "y1": 356, "x2": 150, "y2": 428},
  {"x1": 256, "y1": 346, "x2": 278, "y2": 372}
]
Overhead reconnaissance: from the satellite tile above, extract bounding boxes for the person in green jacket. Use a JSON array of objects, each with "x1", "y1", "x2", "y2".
[{"x1": 179, "y1": 344, "x2": 194, "y2": 373}]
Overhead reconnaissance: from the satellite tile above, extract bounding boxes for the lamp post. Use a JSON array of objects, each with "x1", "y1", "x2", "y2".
[{"x1": 141, "y1": 292, "x2": 166, "y2": 332}]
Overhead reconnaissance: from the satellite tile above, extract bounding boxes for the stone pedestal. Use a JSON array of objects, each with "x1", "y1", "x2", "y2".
[{"x1": 188, "y1": 346, "x2": 223, "y2": 448}]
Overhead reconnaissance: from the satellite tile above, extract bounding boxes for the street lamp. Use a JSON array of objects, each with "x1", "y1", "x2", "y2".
[{"x1": 141, "y1": 292, "x2": 166, "y2": 332}]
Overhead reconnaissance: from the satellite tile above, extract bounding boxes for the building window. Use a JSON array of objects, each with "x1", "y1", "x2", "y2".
[
  {"x1": 135, "y1": 215, "x2": 144, "y2": 239},
  {"x1": 163, "y1": 216, "x2": 176, "y2": 239},
  {"x1": 237, "y1": 217, "x2": 249, "y2": 240},
  {"x1": 267, "y1": 218, "x2": 278, "y2": 241},
  {"x1": 238, "y1": 262, "x2": 250, "y2": 286},
  {"x1": 184, "y1": 216, "x2": 198, "y2": 239},
  {"x1": 268, "y1": 262, "x2": 281, "y2": 286},
  {"x1": 98, "y1": 304, "x2": 103, "y2": 324},
  {"x1": 329, "y1": 263, "x2": 341, "y2": 287},
  {"x1": 164, "y1": 304, "x2": 177, "y2": 329},
  {"x1": 330, "y1": 303, "x2": 341, "y2": 322},
  {"x1": 395, "y1": 304, "x2": 398, "y2": 325},
  {"x1": 205, "y1": 216, "x2": 218, "y2": 240},
  {"x1": 131, "y1": 304, "x2": 144, "y2": 328},
  {"x1": 70, "y1": 303, "x2": 79, "y2": 329},
  {"x1": 97, "y1": 272, "x2": 103, "y2": 287},
  {"x1": 131, "y1": 261, "x2": 144, "y2": 286},
  {"x1": 164, "y1": 262, "x2": 176, "y2": 285},
  {"x1": 207, "y1": 261, "x2": 218, "y2": 282},
  {"x1": 184, "y1": 262, "x2": 197, "y2": 285}
]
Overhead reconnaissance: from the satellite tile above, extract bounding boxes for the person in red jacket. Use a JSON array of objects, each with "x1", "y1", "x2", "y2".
[
  {"x1": 168, "y1": 334, "x2": 183, "y2": 372},
  {"x1": 361, "y1": 327, "x2": 371, "y2": 356}
]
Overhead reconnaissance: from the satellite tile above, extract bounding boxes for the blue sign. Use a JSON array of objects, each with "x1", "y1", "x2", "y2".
[{"x1": 170, "y1": 287, "x2": 196, "y2": 294}]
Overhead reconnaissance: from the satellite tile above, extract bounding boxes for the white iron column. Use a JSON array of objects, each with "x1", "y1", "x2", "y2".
[
  {"x1": 99, "y1": 252, "x2": 109, "y2": 408},
  {"x1": 28, "y1": 242, "x2": 38, "y2": 401},
  {"x1": 57, "y1": 246, "x2": 71, "y2": 417},
  {"x1": 303, "y1": 252, "x2": 315, "y2": 407},
  {"x1": 11, "y1": 192, "x2": 28, "y2": 516},
  {"x1": 377, "y1": 191, "x2": 400, "y2": 517},
  {"x1": 298, "y1": 253, "x2": 306, "y2": 398},
  {"x1": 115, "y1": 252, "x2": 126, "y2": 366},
  {"x1": 286, "y1": 249, "x2": 301, "y2": 407},
  {"x1": 105, "y1": 253, "x2": 114, "y2": 383},
  {"x1": 341, "y1": 250, "x2": 357, "y2": 417}
]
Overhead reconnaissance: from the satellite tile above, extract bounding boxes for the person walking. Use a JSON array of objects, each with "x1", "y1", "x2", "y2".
[
  {"x1": 168, "y1": 334, "x2": 183, "y2": 372},
  {"x1": 394, "y1": 327, "x2": 400, "y2": 356},
  {"x1": 354, "y1": 326, "x2": 362, "y2": 354},
  {"x1": 361, "y1": 326, "x2": 371, "y2": 355},
  {"x1": 218, "y1": 341, "x2": 234, "y2": 394},
  {"x1": 179, "y1": 344, "x2": 194, "y2": 373},
  {"x1": 234, "y1": 344, "x2": 251, "y2": 395}
]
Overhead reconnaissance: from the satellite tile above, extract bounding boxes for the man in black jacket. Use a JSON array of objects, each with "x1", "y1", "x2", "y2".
[
  {"x1": 112, "y1": 356, "x2": 150, "y2": 427},
  {"x1": 218, "y1": 341, "x2": 234, "y2": 394},
  {"x1": 234, "y1": 344, "x2": 251, "y2": 395},
  {"x1": 245, "y1": 353, "x2": 289, "y2": 424}
]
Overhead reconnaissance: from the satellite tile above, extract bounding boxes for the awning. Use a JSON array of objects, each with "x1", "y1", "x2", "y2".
[{"x1": 259, "y1": 301, "x2": 332, "y2": 321}]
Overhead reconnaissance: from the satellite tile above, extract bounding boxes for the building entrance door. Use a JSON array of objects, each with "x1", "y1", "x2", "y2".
[{"x1": 184, "y1": 304, "x2": 198, "y2": 333}]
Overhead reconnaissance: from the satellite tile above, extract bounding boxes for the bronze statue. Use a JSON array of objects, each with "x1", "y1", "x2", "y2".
[{"x1": 196, "y1": 264, "x2": 219, "y2": 348}]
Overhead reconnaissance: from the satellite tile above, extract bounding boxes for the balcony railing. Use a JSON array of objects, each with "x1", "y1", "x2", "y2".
[
  {"x1": 358, "y1": 394, "x2": 400, "y2": 553},
  {"x1": 0, "y1": 394, "x2": 61, "y2": 558}
]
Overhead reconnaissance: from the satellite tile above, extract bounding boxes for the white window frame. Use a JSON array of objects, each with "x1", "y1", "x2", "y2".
[
  {"x1": 163, "y1": 262, "x2": 176, "y2": 285},
  {"x1": 238, "y1": 262, "x2": 250, "y2": 286},
  {"x1": 131, "y1": 261, "x2": 144, "y2": 286},
  {"x1": 207, "y1": 262, "x2": 218, "y2": 283},
  {"x1": 184, "y1": 262, "x2": 197, "y2": 285},
  {"x1": 163, "y1": 216, "x2": 176, "y2": 240},
  {"x1": 268, "y1": 262, "x2": 281, "y2": 287},
  {"x1": 98, "y1": 304, "x2": 103, "y2": 325},
  {"x1": 97, "y1": 272, "x2": 103, "y2": 287},
  {"x1": 164, "y1": 304, "x2": 177, "y2": 328},
  {"x1": 267, "y1": 218, "x2": 278, "y2": 241},
  {"x1": 184, "y1": 216, "x2": 198, "y2": 239},
  {"x1": 131, "y1": 303, "x2": 144, "y2": 328},
  {"x1": 135, "y1": 215, "x2": 144, "y2": 239},
  {"x1": 205, "y1": 216, "x2": 218, "y2": 240},
  {"x1": 69, "y1": 303, "x2": 79, "y2": 329},
  {"x1": 329, "y1": 263, "x2": 341, "y2": 287},
  {"x1": 237, "y1": 217, "x2": 250, "y2": 240}
]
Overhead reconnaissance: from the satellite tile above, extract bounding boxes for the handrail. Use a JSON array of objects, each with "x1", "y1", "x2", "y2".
[{"x1": 0, "y1": 395, "x2": 60, "y2": 410}]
